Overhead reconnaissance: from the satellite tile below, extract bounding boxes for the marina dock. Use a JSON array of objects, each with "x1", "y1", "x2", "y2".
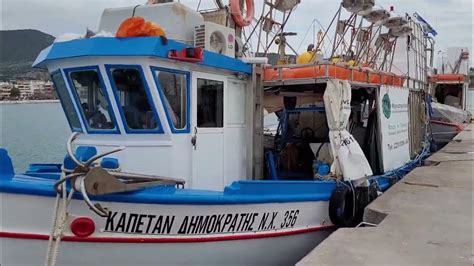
[{"x1": 299, "y1": 124, "x2": 473, "y2": 266}]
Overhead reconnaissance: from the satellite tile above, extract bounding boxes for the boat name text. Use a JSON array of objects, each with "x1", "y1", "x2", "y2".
[{"x1": 103, "y1": 209, "x2": 300, "y2": 235}]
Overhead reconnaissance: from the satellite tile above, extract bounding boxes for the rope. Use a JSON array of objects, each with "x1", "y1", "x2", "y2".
[
  {"x1": 131, "y1": 5, "x2": 141, "y2": 17},
  {"x1": 44, "y1": 190, "x2": 61, "y2": 266},
  {"x1": 368, "y1": 142, "x2": 431, "y2": 184},
  {"x1": 45, "y1": 173, "x2": 75, "y2": 266}
]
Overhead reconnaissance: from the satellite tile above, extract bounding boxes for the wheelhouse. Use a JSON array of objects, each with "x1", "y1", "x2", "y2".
[
  {"x1": 34, "y1": 36, "x2": 254, "y2": 191},
  {"x1": 430, "y1": 74, "x2": 470, "y2": 110}
]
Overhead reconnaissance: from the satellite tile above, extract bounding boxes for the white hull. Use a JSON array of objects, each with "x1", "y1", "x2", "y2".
[
  {"x1": 0, "y1": 192, "x2": 334, "y2": 265},
  {"x1": 2, "y1": 230, "x2": 331, "y2": 266}
]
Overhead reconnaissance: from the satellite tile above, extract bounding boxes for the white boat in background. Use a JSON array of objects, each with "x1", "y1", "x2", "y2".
[
  {"x1": 430, "y1": 102, "x2": 468, "y2": 146},
  {"x1": 429, "y1": 69, "x2": 471, "y2": 147},
  {"x1": 1, "y1": 0, "x2": 437, "y2": 265}
]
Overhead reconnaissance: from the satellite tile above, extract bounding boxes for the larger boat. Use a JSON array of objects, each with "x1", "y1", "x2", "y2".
[{"x1": 1, "y1": 0, "x2": 435, "y2": 265}]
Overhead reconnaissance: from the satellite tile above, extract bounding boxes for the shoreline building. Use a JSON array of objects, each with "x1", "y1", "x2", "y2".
[
  {"x1": 0, "y1": 79, "x2": 55, "y2": 100},
  {"x1": 0, "y1": 81, "x2": 12, "y2": 99}
]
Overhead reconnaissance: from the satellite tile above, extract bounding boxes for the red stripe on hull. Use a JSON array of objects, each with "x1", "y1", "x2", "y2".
[
  {"x1": 431, "y1": 120, "x2": 465, "y2": 131},
  {"x1": 0, "y1": 225, "x2": 335, "y2": 243}
]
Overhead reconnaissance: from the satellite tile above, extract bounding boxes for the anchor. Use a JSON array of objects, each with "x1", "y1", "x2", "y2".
[
  {"x1": 54, "y1": 132, "x2": 186, "y2": 217},
  {"x1": 45, "y1": 133, "x2": 186, "y2": 266}
]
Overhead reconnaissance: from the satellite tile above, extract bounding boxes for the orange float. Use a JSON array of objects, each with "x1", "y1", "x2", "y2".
[
  {"x1": 351, "y1": 67, "x2": 367, "y2": 83},
  {"x1": 429, "y1": 74, "x2": 466, "y2": 83},
  {"x1": 263, "y1": 64, "x2": 405, "y2": 87},
  {"x1": 368, "y1": 71, "x2": 382, "y2": 84},
  {"x1": 230, "y1": 0, "x2": 255, "y2": 27}
]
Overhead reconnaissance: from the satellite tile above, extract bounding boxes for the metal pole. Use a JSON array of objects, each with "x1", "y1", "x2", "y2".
[
  {"x1": 309, "y1": 10, "x2": 339, "y2": 62},
  {"x1": 330, "y1": 5, "x2": 343, "y2": 59},
  {"x1": 263, "y1": 9, "x2": 293, "y2": 55}
]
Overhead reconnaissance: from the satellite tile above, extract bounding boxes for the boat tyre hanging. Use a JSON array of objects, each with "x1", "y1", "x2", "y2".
[
  {"x1": 230, "y1": 0, "x2": 255, "y2": 27},
  {"x1": 329, "y1": 183, "x2": 379, "y2": 227},
  {"x1": 329, "y1": 185, "x2": 357, "y2": 227}
]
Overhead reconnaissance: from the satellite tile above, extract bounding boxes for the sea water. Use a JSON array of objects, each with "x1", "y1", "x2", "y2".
[{"x1": 0, "y1": 103, "x2": 70, "y2": 173}]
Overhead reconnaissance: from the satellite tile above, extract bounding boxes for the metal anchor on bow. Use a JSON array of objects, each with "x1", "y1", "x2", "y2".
[{"x1": 54, "y1": 132, "x2": 186, "y2": 217}]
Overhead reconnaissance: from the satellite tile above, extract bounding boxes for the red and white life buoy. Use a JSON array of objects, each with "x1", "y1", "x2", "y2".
[{"x1": 230, "y1": 0, "x2": 255, "y2": 27}]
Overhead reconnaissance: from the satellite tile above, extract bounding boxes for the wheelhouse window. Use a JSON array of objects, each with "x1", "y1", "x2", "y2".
[
  {"x1": 197, "y1": 79, "x2": 224, "y2": 128},
  {"x1": 51, "y1": 71, "x2": 82, "y2": 131},
  {"x1": 108, "y1": 67, "x2": 160, "y2": 132},
  {"x1": 67, "y1": 68, "x2": 116, "y2": 131},
  {"x1": 153, "y1": 69, "x2": 188, "y2": 131}
]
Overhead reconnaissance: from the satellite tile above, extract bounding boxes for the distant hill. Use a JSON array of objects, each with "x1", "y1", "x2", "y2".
[
  {"x1": 0, "y1": 30, "x2": 296, "y2": 80},
  {"x1": 0, "y1": 29, "x2": 55, "y2": 80}
]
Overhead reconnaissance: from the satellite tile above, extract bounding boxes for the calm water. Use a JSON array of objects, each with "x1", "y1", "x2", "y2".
[{"x1": 0, "y1": 103, "x2": 71, "y2": 173}]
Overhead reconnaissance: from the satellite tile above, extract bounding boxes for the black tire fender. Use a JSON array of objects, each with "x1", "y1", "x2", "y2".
[{"x1": 329, "y1": 186, "x2": 357, "y2": 227}]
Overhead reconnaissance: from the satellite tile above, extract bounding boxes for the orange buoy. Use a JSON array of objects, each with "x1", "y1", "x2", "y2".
[{"x1": 230, "y1": 0, "x2": 255, "y2": 27}]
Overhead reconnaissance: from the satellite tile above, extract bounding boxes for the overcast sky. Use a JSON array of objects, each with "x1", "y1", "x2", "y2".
[{"x1": 1, "y1": 0, "x2": 473, "y2": 65}]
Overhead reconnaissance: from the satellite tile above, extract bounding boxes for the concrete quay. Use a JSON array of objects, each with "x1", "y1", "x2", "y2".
[{"x1": 298, "y1": 124, "x2": 473, "y2": 266}]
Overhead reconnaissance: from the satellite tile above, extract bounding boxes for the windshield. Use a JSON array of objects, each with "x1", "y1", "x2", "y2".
[{"x1": 67, "y1": 68, "x2": 117, "y2": 132}]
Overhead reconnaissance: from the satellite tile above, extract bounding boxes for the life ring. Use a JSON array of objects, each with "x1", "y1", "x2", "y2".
[
  {"x1": 230, "y1": 0, "x2": 255, "y2": 27},
  {"x1": 329, "y1": 186, "x2": 357, "y2": 227}
]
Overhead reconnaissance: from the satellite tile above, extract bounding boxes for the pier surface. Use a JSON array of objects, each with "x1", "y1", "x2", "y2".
[{"x1": 299, "y1": 124, "x2": 473, "y2": 266}]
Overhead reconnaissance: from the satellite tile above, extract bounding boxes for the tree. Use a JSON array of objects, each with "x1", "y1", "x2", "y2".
[{"x1": 10, "y1": 87, "x2": 20, "y2": 98}]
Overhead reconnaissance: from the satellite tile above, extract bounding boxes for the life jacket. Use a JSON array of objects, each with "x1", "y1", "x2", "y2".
[{"x1": 296, "y1": 51, "x2": 315, "y2": 64}]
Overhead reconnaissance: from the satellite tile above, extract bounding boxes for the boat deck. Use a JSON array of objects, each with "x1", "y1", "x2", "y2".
[{"x1": 298, "y1": 123, "x2": 474, "y2": 265}]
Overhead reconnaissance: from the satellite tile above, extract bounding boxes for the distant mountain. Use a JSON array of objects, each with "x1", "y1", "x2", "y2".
[{"x1": 0, "y1": 29, "x2": 55, "y2": 80}]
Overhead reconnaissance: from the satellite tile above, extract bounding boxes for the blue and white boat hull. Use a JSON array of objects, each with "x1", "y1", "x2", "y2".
[{"x1": 0, "y1": 173, "x2": 335, "y2": 265}]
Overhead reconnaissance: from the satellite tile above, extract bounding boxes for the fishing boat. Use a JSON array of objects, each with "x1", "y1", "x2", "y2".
[
  {"x1": 429, "y1": 62, "x2": 471, "y2": 147},
  {"x1": 430, "y1": 102, "x2": 467, "y2": 146},
  {"x1": 1, "y1": 1, "x2": 435, "y2": 265}
]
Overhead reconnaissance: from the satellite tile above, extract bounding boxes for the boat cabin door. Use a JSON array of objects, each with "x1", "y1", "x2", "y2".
[{"x1": 191, "y1": 73, "x2": 226, "y2": 190}]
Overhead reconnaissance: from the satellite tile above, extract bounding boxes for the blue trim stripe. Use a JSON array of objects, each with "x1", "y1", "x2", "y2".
[
  {"x1": 64, "y1": 66, "x2": 121, "y2": 134},
  {"x1": 0, "y1": 175, "x2": 336, "y2": 205},
  {"x1": 105, "y1": 64, "x2": 164, "y2": 134},
  {"x1": 150, "y1": 66, "x2": 191, "y2": 134},
  {"x1": 33, "y1": 37, "x2": 252, "y2": 75}
]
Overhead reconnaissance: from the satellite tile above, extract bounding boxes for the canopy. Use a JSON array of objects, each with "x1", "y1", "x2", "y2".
[{"x1": 323, "y1": 79, "x2": 373, "y2": 181}]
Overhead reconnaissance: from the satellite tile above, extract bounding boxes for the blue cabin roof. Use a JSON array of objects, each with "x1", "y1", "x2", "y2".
[{"x1": 33, "y1": 37, "x2": 253, "y2": 75}]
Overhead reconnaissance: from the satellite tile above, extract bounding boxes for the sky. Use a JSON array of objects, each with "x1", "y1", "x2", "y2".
[{"x1": 1, "y1": 0, "x2": 473, "y2": 65}]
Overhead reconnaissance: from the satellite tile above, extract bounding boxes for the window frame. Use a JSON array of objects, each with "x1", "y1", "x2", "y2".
[
  {"x1": 64, "y1": 65, "x2": 120, "y2": 134},
  {"x1": 105, "y1": 64, "x2": 164, "y2": 134},
  {"x1": 150, "y1": 66, "x2": 191, "y2": 134},
  {"x1": 50, "y1": 69, "x2": 83, "y2": 132}
]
